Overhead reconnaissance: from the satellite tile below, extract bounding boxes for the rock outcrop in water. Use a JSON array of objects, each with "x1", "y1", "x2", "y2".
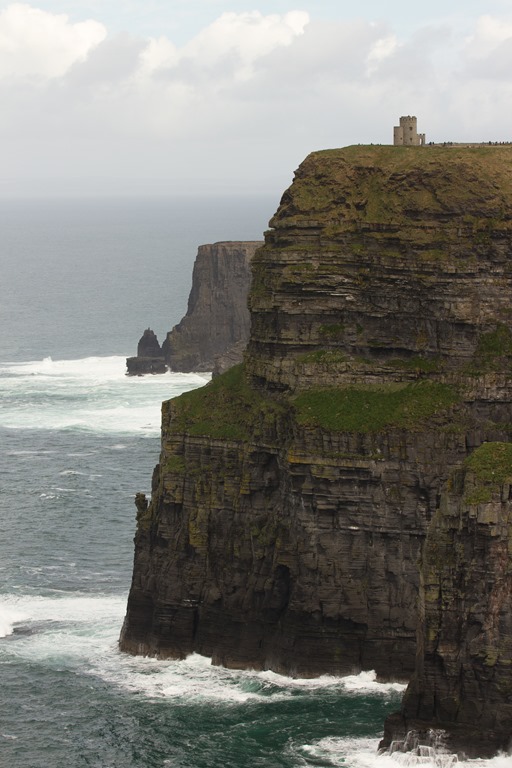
[
  {"x1": 120, "y1": 146, "x2": 512, "y2": 756},
  {"x1": 127, "y1": 241, "x2": 260, "y2": 376},
  {"x1": 126, "y1": 329, "x2": 166, "y2": 375}
]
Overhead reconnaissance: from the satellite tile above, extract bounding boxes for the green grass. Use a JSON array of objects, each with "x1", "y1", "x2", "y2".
[
  {"x1": 388, "y1": 356, "x2": 443, "y2": 373},
  {"x1": 473, "y1": 325, "x2": 512, "y2": 370},
  {"x1": 296, "y1": 349, "x2": 346, "y2": 365},
  {"x1": 168, "y1": 364, "x2": 285, "y2": 440},
  {"x1": 464, "y1": 441, "x2": 512, "y2": 503},
  {"x1": 319, "y1": 323, "x2": 345, "y2": 339},
  {"x1": 463, "y1": 325, "x2": 512, "y2": 375},
  {"x1": 273, "y1": 145, "x2": 512, "y2": 250},
  {"x1": 164, "y1": 455, "x2": 186, "y2": 474},
  {"x1": 465, "y1": 442, "x2": 512, "y2": 495},
  {"x1": 293, "y1": 381, "x2": 458, "y2": 432}
]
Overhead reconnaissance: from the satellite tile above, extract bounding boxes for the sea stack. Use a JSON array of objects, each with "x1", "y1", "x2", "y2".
[
  {"x1": 126, "y1": 328, "x2": 166, "y2": 375},
  {"x1": 120, "y1": 145, "x2": 512, "y2": 757}
]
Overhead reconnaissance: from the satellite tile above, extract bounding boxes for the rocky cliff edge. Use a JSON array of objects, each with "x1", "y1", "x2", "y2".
[{"x1": 120, "y1": 146, "x2": 512, "y2": 757}]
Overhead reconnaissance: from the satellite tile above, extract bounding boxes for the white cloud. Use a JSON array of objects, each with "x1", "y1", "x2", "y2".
[
  {"x1": 135, "y1": 10, "x2": 309, "y2": 85},
  {"x1": 0, "y1": 2, "x2": 106, "y2": 79},
  {"x1": 138, "y1": 36, "x2": 178, "y2": 77},
  {"x1": 461, "y1": 14, "x2": 512, "y2": 80},
  {"x1": 1, "y1": 6, "x2": 512, "y2": 197},
  {"x1": 365, "y1": 34, "x2": 399, "y2": 76},
  {"x1": 465, "y1": 14, "x2": 512, "y2": 57},
  {"x1": 179, "y1": 10, "x2": 309, "y2": 67}
]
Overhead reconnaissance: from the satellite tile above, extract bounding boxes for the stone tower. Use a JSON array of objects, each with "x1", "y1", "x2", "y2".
[{"x1": 393, "y1": 115, "x2": 425, "y2": 146}]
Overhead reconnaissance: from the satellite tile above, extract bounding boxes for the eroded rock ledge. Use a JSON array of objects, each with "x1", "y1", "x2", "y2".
[{"x1": 120, "y1": 146, "x2": 512, "y2": 756}]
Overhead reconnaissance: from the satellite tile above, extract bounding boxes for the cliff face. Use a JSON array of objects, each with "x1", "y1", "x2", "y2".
[
  {"x1": 163, "y1": 241, "x2": 261, "y2": 373},
  {"x1": 120, "y1": 147, "x2": 512, "y2": 750},
  {"x1": 381, "y1": 441, "x2": 512, "y2": 758},
  {"x1": 247, "y1": 146, "x2": 512, "y2": 391}
]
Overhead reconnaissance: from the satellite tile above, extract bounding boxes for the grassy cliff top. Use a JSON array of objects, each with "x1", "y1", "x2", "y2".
[{"x1": 271, "y1": 144, "x2": 512, "y2": 230}]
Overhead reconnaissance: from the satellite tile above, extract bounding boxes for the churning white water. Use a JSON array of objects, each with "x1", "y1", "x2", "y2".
[
  {"x1": 1, "y1": 197, "x2": 508, "y2": 768},
  {"x1": 0, "y1": 356, "x2": 209, "y2": 434}
]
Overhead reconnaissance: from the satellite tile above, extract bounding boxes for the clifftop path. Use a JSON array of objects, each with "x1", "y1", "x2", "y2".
[{"x1": 121, "y1": 145, "x2": 512, "y2": 759}]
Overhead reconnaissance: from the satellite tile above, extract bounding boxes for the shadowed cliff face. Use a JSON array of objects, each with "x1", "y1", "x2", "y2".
[
  {"x1": 162, "y1": 241, "x2": 261, "y2": 373},
  {"x1": 381, "y1": 442, "x2": 512, "y2": 758},
  {"x1": 120, "y1": 146, "x2": 512, "y2": 751}
]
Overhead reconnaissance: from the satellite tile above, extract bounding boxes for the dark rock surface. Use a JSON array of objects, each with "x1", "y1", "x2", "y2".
[
  {"x1": 120, "y1": 146, "x2": 512, "y2": 754},
  {"x1": 137, "y1": 328, "x2": 163, "y2": 358},
  {"x1": 162, "y1": 241, "x2": 261, "y2": 372},
  {"x1": 126, "y1": 329, "x2": 166, "y2": 375},
  {"x1": 380, "y1": 442, "x2": 512, "y2": 758}
]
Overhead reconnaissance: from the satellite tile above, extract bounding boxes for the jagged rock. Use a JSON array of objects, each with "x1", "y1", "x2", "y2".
[
  {"x1": 126, "y1": 329, "x2": 167, "y2": 376},
  {"x1": 162, "y1": 241, "x2": 261, "y2": 372},
  {"x1": 120, "y1": 146, "x2": 512, "y2": 741},
  {"x1": 137, "y1": 329, "x2": 163, "y2": 358},
  {"x1": 381, "y1": 442, "x2": 512, "y2": 758}
]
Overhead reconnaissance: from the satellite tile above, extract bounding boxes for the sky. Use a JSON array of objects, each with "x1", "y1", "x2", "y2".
[{"x1": 1, "y1": 0, "x2": 511, "y2": 198}]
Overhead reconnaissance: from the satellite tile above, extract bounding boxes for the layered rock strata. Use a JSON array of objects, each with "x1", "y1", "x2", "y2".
[
  {"x1": 126, "y1": 242, "x2": 260, "y2": 376},
  {"x1": 247, "y1": 146, "x2": 512, "y2": 390},
  {"x1": 381, "y1": 441, "x2": 512, "y2": 757},
  {"x1": 121, "y1": 147, "x2": 512, "y2": 743},
  {"x1": 163, "y1": 241, "x2": 261, "y2": 373}
]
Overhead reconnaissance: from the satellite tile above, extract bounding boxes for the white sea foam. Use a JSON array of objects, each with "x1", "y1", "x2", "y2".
[
  {"x1": 0, "y1": 592, "x2": 285, "y2": 703},
  {"x1": 4, "y1": 593, "x2": 510, "y2": 766},
  {"x1": 0, "y1": 591, "x2": 403, "y2": 707},
  {"x1": 99, "y1": 652, "x2": 295, "y2": 704},
  {"x1": 0, "y1": 593, "x2": 124, "y2": 635},
  {"x1": 0, "y1": 605, "x2": 29, "y2": 638},
  {"x1": 0, "y1": 355, "x2": 210, "y2": 435},
  {"x1": 257, "y1": 667, "x2": 406, "y2": 694},
  {"x1": 294, "y1": 736, "x2": 512, "y2": 768}
]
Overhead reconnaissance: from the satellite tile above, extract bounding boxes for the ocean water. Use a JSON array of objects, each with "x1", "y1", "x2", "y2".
[{"x1": 0, "y1": 197, "x2": 505, "y2": 767}]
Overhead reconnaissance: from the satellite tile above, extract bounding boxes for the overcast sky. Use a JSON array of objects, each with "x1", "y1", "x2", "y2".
[{"x1": 1, "y1": 0, "x2": 511, "y2": 197}]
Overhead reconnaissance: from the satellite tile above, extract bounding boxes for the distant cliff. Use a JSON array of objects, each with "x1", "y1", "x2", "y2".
[
  {"x1": 163, "y1": 241, "x2": 261, "y2": 373},
  {"x1": 121, "y1": 146, "x2": 512, "y2": 757},
  {"x1": 127, "y1": 241, "x2": 261, "y2": 376}
]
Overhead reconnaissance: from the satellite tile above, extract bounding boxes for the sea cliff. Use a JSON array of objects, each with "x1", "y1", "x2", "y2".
[
  {"x1": 127, "y1": 241, "x2": 260, "y2": 375},
  {"x1": 121, "y1": 146, "x2": 512, "y2": 756}
]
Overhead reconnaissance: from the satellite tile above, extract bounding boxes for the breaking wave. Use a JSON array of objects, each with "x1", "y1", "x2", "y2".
[{"x1": 0, "y1": 356, "x2": 209, "y2": 435}]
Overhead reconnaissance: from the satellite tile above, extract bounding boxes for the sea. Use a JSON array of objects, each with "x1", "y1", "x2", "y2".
[{"x1": 0, "y1": 196, "x2": 509, "y2": 768}]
